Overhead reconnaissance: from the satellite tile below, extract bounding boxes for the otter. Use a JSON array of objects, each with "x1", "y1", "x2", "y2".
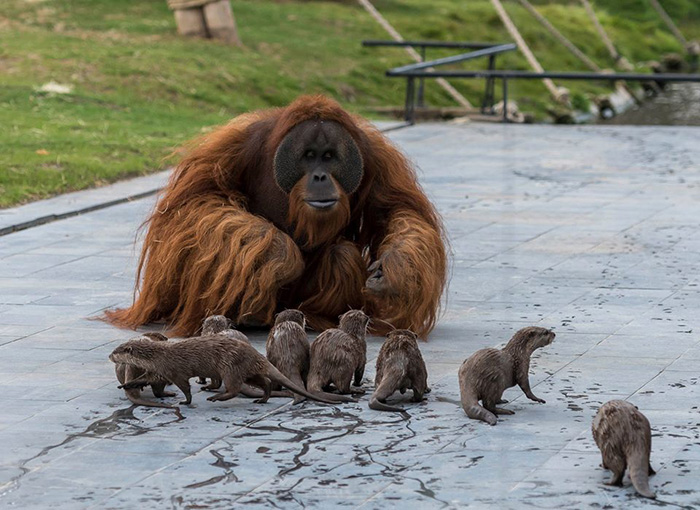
[
  {"x1": 201, "y1": 315, "x2": 236, "y2": 337},
  {"x1": 369, "y1": 329, "x2": 430, "y2": 412},
  {"x1": 458, "y1": 326, "x2": 555, "y2": 425},
  {"x1": 307, "y1": 310, "x2": 369, "y2": 396},
  {"x1": 113, "y1": 332, "x2": 176, "y2": 408},
  {"x1": 592, "y1": 400, "x2": 656, "y2": 499},
  {"x1": 196, "y1": 315, "x2": 288, "y2": 398},
  {"x1": 266, "y1": 309, "x2": 309, "y2": 405},
  {"x1": 110, "y1": 335, "x2": 336, "y2": 405},
  {"x1": 197, "y1": 314, "x2": 253, "y2": 392},
  {"x1": 267, "y1": 310, "x2": 355, "y2": 404}
]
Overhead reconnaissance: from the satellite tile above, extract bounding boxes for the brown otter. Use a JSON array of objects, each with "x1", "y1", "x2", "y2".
[
  {"x1": 201, "y1": 315, "x2": 235, "y2": 337},
  {"x1": 266, "y1": 309, "x2": 309, "y2": 405},
  {"x1": 307, "y1": 310, "x2": 369, "y2": 395},
  {"x1": 369, "y1": 329, "x2": 430, "y2": 412},
  {"x1": 592, "y1": 400, "x2": 656, "y2": 499},
  {"x1": 110, "y1": 335, "x2": 336, "y2": 405},
  {"x1": 267, "y1": 310, "x2": 355, "y2": 404},
  {"x1": 195, "y1": 316, "x2": 289, "y2": 399},
  {"x1": 458, "y1": 326, "x2": 555, "y2": 425},
  {"x1": 197, "y1": 314, "x2": 249, "y2": 390},
  {"x1": 113, "y1": 332, "x2": 176, "y2": 408}
]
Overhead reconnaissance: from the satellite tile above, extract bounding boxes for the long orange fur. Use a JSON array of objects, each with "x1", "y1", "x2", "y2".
[{"x1": 106, "y1": 95, "x2": 446, "y2": 338}]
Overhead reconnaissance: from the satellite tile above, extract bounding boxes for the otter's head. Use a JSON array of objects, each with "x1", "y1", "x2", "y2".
[
  {"x1": 513, "y1": 326, "x2": 556, "y2": 350},
  {"x1": 202, "y1": 315, "x2": 233, "y2": 336},
  {"x1": 387, "y1": 329, "x2": 418, "y2": 343},
  {"x1": 338, "y1": 309, "x2": 370, "y2": 337},
  {"x1": 141, "y1": 332, "x2": 168, "y2": 342},
  {"x1": 109, "y1": 338, "x2": 162, "y2": 368},
  {"x1": 274, "y1": 309, "x2": 306, "y2": 328}
]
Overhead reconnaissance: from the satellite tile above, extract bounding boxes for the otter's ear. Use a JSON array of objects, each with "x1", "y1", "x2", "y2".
[{"x1": 144, "y1": 332, "x2": 168, "y2": 342}]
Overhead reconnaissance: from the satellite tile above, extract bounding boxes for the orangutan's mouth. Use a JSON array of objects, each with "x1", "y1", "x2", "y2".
[{"x1": 305, "y1": 199, "x2": 338, "y2": 209}]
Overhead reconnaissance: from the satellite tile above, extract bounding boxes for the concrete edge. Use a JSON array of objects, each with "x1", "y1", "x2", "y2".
[{"x1": 0, "y1": 170, "x2": 171, "y2": 237}]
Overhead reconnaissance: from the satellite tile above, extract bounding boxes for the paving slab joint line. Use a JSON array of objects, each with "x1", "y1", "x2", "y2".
[
  {"x1": 0, "y1": 188, "x2": 161, "y2": 237},
  {"x1": 90, "y1": 399, "x2": 295, "y2": 508}
]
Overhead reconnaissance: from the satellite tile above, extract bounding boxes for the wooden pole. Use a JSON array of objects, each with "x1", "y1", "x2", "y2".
[
  {"x1": 489, "y1": 0, "x2": 564, "y2": 101},
  {"x1": 516, "y1": 0, "x2": 600, "y2": 72},
  {"x1": 357, "y1": 0, "x2": 473, "y2": 110},
  {"x1": 648, "y1": 0, "x2": 687, "y2": 46},
  {"x1": 579, "y1": 0, "x2": 633, "y2": 70}
]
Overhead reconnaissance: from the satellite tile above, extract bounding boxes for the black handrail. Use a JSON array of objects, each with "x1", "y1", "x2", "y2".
[
  {"x1": 369, "y1": 37, "x2": 700, "y2": 123},
  {"x1": 363, "y1": 39, "x2": 517, "y2": 119},
  {"x1": 387, "y1": 69, "x2": 700, "y2": 81},
  {"x1": 387, "y1": 68, "x2": 700, "y2": 122},
  {"x1": 362, "y1": 40, "x2": 511, "y2": 49},
  {"x1": 388, "y1": 44, "x2": 517, "y2": 74}
]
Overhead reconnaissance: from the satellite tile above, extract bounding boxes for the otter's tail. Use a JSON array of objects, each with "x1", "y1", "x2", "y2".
[
  {"x1": 368, "y1": 370, "x2": 404, "y2": 412},
  {"x1": 124, "y1": 389, "x2": 177, "y2": 409},
  {"x1": 267, "y1": 364, "x2": 336, "y2": 404},
  {"x1": 629, "y1": 452, "x2": 656, "y2": 499},
  {"x1": 305, "y1": 369, "x2": 356, "y2": 403},
  {"x1": 369, "y1": 395, "x2": 404, "y2": 412},
  {"x1": 461, "y1": 391, "x2": 497, "y2": 426}
]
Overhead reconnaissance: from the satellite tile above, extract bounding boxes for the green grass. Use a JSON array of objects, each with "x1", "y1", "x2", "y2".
[{"x1": 1, "y1": 0, "x2": 698, "y2": 207}]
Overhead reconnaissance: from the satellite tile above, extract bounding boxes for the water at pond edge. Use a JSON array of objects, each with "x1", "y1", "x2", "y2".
[{"x1": 602, "y1": 83, "x2": 700, "y2": 126}]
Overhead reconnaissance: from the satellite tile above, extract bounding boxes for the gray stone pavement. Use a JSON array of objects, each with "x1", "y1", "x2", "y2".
[{"x1": 1, "y1": 122, "x2": 700, "y2": 509}]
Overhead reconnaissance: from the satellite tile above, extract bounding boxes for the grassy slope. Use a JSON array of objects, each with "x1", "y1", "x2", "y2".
[{"x1": 0, "y1": 0, "x2": 698, "y2": 207}]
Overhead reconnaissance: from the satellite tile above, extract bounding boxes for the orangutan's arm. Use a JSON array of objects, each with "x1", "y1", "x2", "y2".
[
  {"x1": 106, "y1": 196, "x2": 304, "y2": 336},
  {"x1": 364, "y1": 210, "x2": 446, "y2": 338}
]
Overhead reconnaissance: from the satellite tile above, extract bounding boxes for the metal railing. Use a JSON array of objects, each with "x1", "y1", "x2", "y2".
[
  {"x1": 362, "y1": 40, "x2": 516, "y2": 114},
  {"x1": 365, "y1": 40, "x2": 700, "y2": 123}
]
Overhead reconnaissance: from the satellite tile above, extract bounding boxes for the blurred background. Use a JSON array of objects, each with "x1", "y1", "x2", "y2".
[{"x1": 1, "y1": 0, "x2": 698, "y2": 208}]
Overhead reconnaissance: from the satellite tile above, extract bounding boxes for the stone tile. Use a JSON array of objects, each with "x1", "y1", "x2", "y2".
[{"x1": 1, "y1": 123, "x2": 700, "y2": 508}]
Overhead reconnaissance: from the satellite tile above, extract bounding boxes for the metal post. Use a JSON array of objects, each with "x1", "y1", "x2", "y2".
[
  {"x1": 417, "y1": 46, "x2": 426, "y2": 107},
  {"x1": 502, "y1": 78, "x2": 508, "y2": 123},
  {"x1": 405, "y1": 77, "x2": 416, "y2": 124},
  {"x1": 481, "y1": 54, "x2": 496, "y2": 113}
]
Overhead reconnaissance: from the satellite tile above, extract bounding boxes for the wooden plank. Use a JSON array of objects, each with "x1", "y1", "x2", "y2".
[
  {"x1": 173, "y1": 7, "x2": 208, "y2": 38},
  {"x1": 203, "y1": 0, "x2": 242, "y2": 45}
]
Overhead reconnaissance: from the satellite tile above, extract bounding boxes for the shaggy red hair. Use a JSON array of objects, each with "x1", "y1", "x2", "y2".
[{"x1": 107, "y1": 95, "x2": 446, "y2": 338}]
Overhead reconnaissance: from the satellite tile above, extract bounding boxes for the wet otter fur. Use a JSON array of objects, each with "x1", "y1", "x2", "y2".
[
  {"x1": 369, "y1": 329, "x2": 429, "y2": 412},
  {"x1": 592, "y1": 400, "x2": 656, "y2": 499},
  {"x1": 198, "y1": 315, "x2": 253, "y2": 390},
  {"x1": 307, "y1": 310, "x2": 369, "y2": 396},
  {"x1": 267, "y1": 310, "x2": 354, "y2": 404},
  {"x1": 201, "y1": 315, "x2": 236, "y2": 337},
  {"x1": 113, "y1": 332, "x2": 176, "y2": 408},
  {"x1": 267, "y1": 310, "x2": 309, "y2": 404},
  {"x1": 110, "y1": 335, "x2": 336, "y2": 405},
  {"x1": 458, "y1": 326, "x2": 555, "y2": 425},
  {"x1": 195, "y1": 315, "x2": 288, "y2": 398}
]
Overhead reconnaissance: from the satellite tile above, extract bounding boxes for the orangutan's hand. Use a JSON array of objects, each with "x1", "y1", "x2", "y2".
[{"x1": 365, "y1": 255, "x2": 398, "y2": 296}]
